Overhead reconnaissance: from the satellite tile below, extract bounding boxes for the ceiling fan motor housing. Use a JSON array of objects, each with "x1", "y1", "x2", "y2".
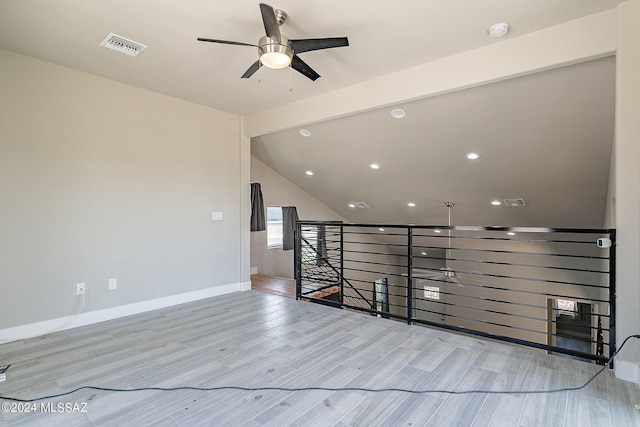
[
  {"x1": 258, "y1": 35, "x2": 293, "y2": 69},
  {"x1": 442, "y1": 268, "x2": 456, "y2": 278}
]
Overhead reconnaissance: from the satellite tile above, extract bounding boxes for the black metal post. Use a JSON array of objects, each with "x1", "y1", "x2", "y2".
[
  {"x1": 340, "y1": 224, "x2": 345, "y2": 305},
  {"x1": 295, "y1": 221, "x2": 301, "y2": 300},
  {"x1": 407, "y1": 227, "x2": 413, "y2": 325},
  {"x1": 608, "y1": 229, "x2": 616, "y2": 365}
]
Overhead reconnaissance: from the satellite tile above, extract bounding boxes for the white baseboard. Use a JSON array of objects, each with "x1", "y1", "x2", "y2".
[
  {"x1": 615, "y1": 359, "x2": 640, "y2": 384},
  {"x1": 0, "y1": 282, "x2": 244, "y2": 344}
]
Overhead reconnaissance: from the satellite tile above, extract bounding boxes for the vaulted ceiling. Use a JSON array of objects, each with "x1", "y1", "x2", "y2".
[
  {"x1": 0, "y1": 0, "x2": 621, "y2": 228},
  {"x1": 252, "y1": 57, "x2": 615, "y2": 228}
]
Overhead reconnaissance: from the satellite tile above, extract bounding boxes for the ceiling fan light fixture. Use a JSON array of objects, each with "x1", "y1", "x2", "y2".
[{"x1": 258, "y1": 36, "x2": 293, "y2": 69}]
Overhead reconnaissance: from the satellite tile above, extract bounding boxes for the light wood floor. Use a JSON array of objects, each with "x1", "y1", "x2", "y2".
[{"x1": 0, "y1": 291, "x2": 638, "y2": 426}]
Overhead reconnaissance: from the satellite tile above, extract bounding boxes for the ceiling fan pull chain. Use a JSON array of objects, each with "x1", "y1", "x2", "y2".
[{"x1": 289, "y1": 65, "x2": 293, "y2": 92}]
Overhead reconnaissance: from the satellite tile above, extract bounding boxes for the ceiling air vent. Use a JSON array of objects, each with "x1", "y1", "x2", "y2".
[
  {"x1": 99, "y1": 33, "x2": 147, "y2": 57},
  {"x1": 350, "y1": 202, "x2": 369, "y2": 209},
  {"x1": 503, "y1": 198, "x2": 526, "y2": 207}
]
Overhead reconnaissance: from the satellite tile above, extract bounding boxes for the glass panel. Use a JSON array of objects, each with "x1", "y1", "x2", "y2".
[{"x1": 267, "y1": 206, "x2": 283, "y2": 248}]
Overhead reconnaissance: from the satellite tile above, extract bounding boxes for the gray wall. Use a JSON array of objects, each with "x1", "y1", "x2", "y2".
[{"x1": 0, "y1": 49, "x2": 243, "y2": 330}]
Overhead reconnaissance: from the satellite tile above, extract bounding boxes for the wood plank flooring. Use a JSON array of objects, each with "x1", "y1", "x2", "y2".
[
  {"x1": 251, "y1": 274, "x2": 296, "y2": 299},
  {"x1": 0, "y1": 290, "x2": 639, "y2": 426}
]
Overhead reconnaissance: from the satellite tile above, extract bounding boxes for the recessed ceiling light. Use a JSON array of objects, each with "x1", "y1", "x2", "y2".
[
  {"x1": 465, "y1": 152, "x2": 480, "y2": 160},
  {"x1": 299, "y1": 129, "x2": 311, "y2": 137},
  {"x1": 434, "y1": 229, "x2": 442, "y2": 233},
  {"x1": 507, "y1": 232, "x2": 516, "y2": 236},
  {"x1": 421, "y1": 251, "x2": 427, "y2": 256},
  {"x1": 348, "y1": 203, "x2": 356, "y2": 208},
  {"x1": 305, "y1": 170, "x2": 314, "y2": 176},
  {"x1": 407, "y1": 202, "x2": 416, "y2": 207},
  {"x1": 488, "y1": 22, "x2": 510, "y2": 38},
  {"x1": 370, "y1": 163, "x2": 380, "y2": 169},
  {"x1": 379, "y1": 228, "x2": 385, "y2": 231},
  {"x1": 491, "y1": 200, "x2": 502, "y2": 206},
  {"x1": 390, "y1": 108, "x2": 406, "y2": 119}
]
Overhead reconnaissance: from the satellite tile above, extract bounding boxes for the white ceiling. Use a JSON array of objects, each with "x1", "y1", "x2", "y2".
[{"x1": 0, "y1": 0, "x2": 620, "y2": 228}]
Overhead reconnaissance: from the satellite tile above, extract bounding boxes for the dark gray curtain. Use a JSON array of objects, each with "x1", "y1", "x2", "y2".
[
  {"x1": 250, "y1": 183, "x2": 266, "y2": 232},
  {"x1": 316, "y1": 225, "x2": 328, "y2": 266},
  {"x1": 282, "y1": 206, "x2": 298, "y2": 251}
]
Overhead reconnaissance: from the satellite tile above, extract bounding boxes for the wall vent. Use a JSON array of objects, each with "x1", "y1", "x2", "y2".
[
  {"x1": 99, "y1": 33, "x2": 147, "y2": 57},
  {"x1": 503, "y1": 198, "x2": 526, "y2": 207}
]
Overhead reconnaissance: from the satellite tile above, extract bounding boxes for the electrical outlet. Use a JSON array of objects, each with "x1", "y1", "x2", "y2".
[
  {"x1": 76, "y1": 283, "x2": 85, "y2": 295},
  {"x1": 109, "y1": 278, "x2": 117, "y2": 290}
]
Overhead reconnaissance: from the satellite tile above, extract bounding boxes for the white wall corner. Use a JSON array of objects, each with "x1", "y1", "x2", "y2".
[{"x1": 615, "y1": 359, "x2": 640, "y2": 384}]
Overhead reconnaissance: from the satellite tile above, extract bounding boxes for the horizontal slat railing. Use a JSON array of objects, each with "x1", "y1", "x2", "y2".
[{"x1": 295, "y1": 221, "x2": 615, "y2": 364}]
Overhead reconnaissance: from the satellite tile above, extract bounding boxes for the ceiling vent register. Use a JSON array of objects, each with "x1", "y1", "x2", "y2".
[
  {"x1": 502, "y1": 198, "x2": 526, "y2": 207},
  {"x1": 350, "y1": 202, "x2": 369, "y2": 209},
  {"x1": 99, "y1": 33, "x2": 147, "y2": 57}
]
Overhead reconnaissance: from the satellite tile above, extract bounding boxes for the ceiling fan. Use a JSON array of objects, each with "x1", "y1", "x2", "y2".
[
  {"x1": 413, "y1": 202, "x2": 463, "y2": 286},
  {"x1": 197, "y1": 3, "x2": 349, "y2": 81}
]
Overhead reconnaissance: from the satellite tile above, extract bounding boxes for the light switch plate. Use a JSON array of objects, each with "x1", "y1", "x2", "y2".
[{"x1": 212, "y1": 211, "x2": 223, "y2": 221}]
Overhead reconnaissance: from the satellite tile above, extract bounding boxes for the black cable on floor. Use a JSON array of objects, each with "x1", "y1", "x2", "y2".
[{"x1": 1, "y1": 335, "x2": 638, "y2": 403}]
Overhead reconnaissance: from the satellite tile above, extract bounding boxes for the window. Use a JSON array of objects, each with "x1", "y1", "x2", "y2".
[
  {"x1": 557, "y1": 299, "x2": 577, "y2": 317},
  {"x1": 374, "y1": 278, "x2": 389, "y2": 312},
  {"x1": 423, "y1": 285, "x2": 440, "y2": 300},
  {"x1": 266, "y1": 206, "x2": 283, "y2": 248}
]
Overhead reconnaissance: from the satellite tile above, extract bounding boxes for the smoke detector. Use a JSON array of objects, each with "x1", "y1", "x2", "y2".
[
  {"x1": 503, "y1": 198, "x2": 526, "y2": 207},
  {"x1": 99, "y1": 33, "x2": 147, "y2": 57},
  {"x1": 488, "y1": 23, "x2": 510, "y2": 38}
]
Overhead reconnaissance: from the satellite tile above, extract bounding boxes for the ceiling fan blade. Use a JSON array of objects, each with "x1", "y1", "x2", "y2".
[
  {"x1": 197, "y1": 38, "x2": 258, "y2": 47},
  {"x1": 291, "y1": 55, "x2": 320, "y2": 81},
  {"x1": 259, "y1": 3, "x2": 281, "y2": 43},
  {"x1": 241, "y1": 60, "x2": 261, "y2": 79},
  {"x1": 415, "y1": 275, "x2": 446, "y2": 282},
  {"x1": 448, "y1": 276, "x2": 464, "y2": 287},
  {"x1": 290, "y1": 37, "x2": 349, "y2": 54},
  {"x1": 412, "y1": 268, "x2": 440, "y2": 275}
]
